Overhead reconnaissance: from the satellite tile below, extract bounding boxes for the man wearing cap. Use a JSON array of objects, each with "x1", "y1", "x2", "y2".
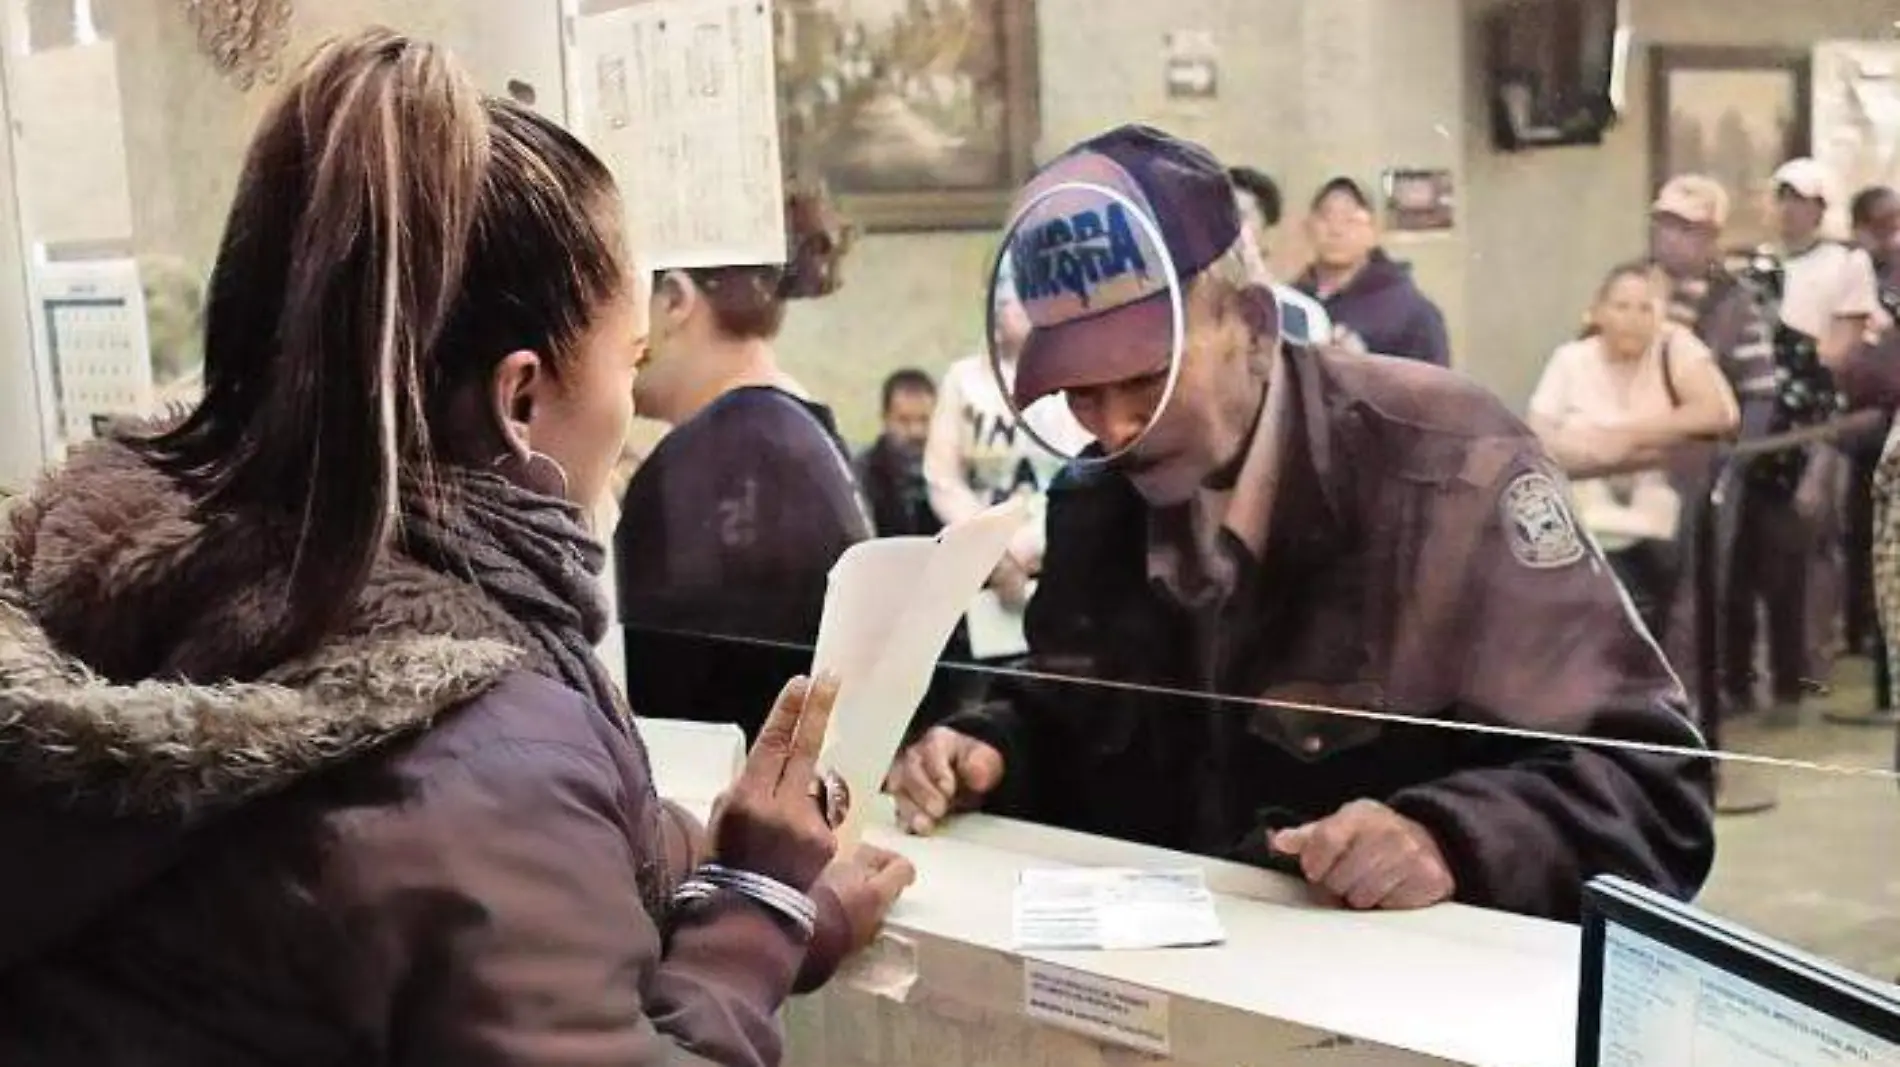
[
  {"x1": 1294, "y1": 176, "x2": 1450, "y2": 366},
  {"x1": 1771, "y1": 159, "x2": 1880, "y2": 372},
  {"x1": 1228, "y1": 164, "x2": 1334, "y2": 348},
  {"x1": 1647, "y1": 174, "x2": 1777, "y2": 727},
  {"x1": 886, "y1": 125, "x2": 1714, "y2": 921},
  {"x1": 1724, "y1": 159, "x2": 1882, "y2": 723},
  {"x1": 1650, "y1": 175, "x2": 1777, "y2": 433}
]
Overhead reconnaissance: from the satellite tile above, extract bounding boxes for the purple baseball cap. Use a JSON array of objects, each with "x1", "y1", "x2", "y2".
[{"x1": 1004, "y1": 125, "x2": 1240, "y2": 408}]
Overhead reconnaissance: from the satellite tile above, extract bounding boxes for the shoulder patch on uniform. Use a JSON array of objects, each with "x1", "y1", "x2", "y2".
[{"x1": 1499, "y1": 471, "x2": 1586, "y2": 569}]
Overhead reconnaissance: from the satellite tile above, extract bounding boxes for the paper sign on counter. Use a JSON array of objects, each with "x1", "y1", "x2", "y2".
[
  {"x1": 1023, "y1": 960, "x2": 1172, "y2": 1056},
  {"x1": 813, "y1": 499, "x2": 1030, "y2": 848},
  {"x1": 1013, "y1": 868, "x2": 1227, "y2": 951}
]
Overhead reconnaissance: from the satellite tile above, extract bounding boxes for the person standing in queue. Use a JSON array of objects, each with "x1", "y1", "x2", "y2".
[
  {"x1": 1727, "y1": 160, "x2": 1880, "y2": 721},
  {"x1": 887, "y1": 125, "x2": 1715, "y2": 921},
  {"x1": 856, "y1": 368, "x2": 943, "y2": 538},
  {"x1": 615, "y1": 188, "x2": 871, "y2": 743},
  {"x1": 1646, "y1": 175, "x2": 1779, "y2": 722},
  {"x1": 1836, "y1": 186, "x2": 1900, "y2": 658},
  {"x1": 1295, "y1": 176, "x2": 1450, "y2": 366},
  {"x1": 1227, "y1": 165, "x2": 1333, "y2": 347}
]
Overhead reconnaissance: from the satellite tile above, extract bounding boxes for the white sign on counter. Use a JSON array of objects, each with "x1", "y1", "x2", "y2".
[
  {"x1": 1013, "y1": 867, "x2": 1226, "y2": 952},
  {"x1": 1023, "y1": 960, "x2": 1173, "y2": 1056},
  {"x1": 573, "y1": 0, "x2": 786, "y2": 270}
]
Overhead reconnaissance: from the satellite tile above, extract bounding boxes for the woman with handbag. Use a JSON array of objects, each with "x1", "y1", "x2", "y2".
[{"x1": 1528, "y1": 262, "x2": 1741, "y2": 641}]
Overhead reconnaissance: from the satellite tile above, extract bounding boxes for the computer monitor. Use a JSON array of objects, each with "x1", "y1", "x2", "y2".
[{"x1": 1578, "y1": 876, "x2": 1900, "y2": 1065}]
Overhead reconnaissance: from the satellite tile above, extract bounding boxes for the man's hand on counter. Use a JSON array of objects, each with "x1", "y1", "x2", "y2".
[
  {"x1": 1270, "y1": 800, "x2": 1456, "y2": 911},
  {"x1": 886, "y1": 727, "x2": 1006, "y2": 835}
]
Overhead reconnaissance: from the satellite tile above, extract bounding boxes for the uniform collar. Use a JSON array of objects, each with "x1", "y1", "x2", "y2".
[{"x1": 1145, "y1": 345, "x2": 1317, "y2": 605}]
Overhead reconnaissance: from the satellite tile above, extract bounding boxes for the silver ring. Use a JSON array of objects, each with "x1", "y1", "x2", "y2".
[{"x1": 809, "y1": 769, "x2": 851, "y2": 829}]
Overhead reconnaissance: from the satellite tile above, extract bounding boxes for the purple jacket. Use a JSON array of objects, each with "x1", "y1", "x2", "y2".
[
  {"x1": 0, "y1": 440, "x2": 842, "y2": 1066},
  {"x1": 1297, "y1": 250, "x2": 1451, "y2": 367}
]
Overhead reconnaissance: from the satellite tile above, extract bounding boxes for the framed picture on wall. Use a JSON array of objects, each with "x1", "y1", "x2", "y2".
[
  {"x1": 773, "y1": 0, "x2": 1040, "y2": 233},
  {"x1": 1648, "y1": 46, "x2": 1812, "y2": 253},
  {"x1": 1812, "y1": 41, "x2": 1900, "y2": 237}
]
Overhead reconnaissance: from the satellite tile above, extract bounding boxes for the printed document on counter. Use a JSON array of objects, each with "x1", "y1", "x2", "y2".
[{"x1": 1013, "y1": 868, "x2": 1227, "y2": 951}]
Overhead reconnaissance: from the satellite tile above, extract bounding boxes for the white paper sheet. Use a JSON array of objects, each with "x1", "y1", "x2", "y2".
[
  {"x1": 573, "y1": 0, "x2": 786, "y2": 270},
  {"x1": 1013, "y1": 868, "x2": 1227, "y2": 952},
  {"x1": 813, "y1": 499, "x2": 1030, "y2": 849},
  {"x1": 964, "y1": 584, "x2": 1031, "y2": 661}
]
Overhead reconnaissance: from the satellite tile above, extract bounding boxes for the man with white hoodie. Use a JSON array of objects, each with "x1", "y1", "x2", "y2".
[{"x1": 924, "y1": 258, "x2": 1092, "y2": 610}]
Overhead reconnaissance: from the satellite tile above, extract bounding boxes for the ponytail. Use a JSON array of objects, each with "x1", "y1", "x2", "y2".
[{"x1": 136, "y1": 29, "x2": 489, "y2": 673}]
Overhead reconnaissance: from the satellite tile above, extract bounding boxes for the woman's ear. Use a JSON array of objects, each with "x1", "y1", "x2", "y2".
[{"x1": 488, "y1": 349, "x2": 544, "y2": 457}]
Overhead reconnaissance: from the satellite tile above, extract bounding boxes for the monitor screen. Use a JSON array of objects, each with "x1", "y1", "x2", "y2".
[
  {"x1": 1579, "y1": 877, "x2": 1900, "y2": 1066},
  {"x1": 1596, "y1": 920, "x2": 1898, "y2": 1065}
]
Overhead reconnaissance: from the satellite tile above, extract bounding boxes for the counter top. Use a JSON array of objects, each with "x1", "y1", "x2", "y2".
[
  {"x1": 856, "y1": 803, "x2": 1578, "y2": 1067},
  {"x1": 641, "y1": 718, "x2": 1580, "y2": 1066}
]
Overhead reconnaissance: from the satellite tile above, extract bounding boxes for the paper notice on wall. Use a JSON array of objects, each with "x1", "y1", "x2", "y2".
[
  {"x1": 12, "y1": 42, "x2": 135, "y2": 246},
  {"x1": 34, "y1": 258, "x2": 151, "y2": 446},
  {"x1": 813, "y1": 498, "x2": 1030, "y2": 849},
  {"x1": 572, "y1": 0, "x2": 786, "y2": 270},
  {"x1": 1022, "y1": 960, "x2": 1173, "y2": 1057},
  {"x1": 1163, "y1": 30, "x2": 1218, "y2": 101},
  {"x1": 1813, "y1": 42, "x2": 1900, "y2": 237}
]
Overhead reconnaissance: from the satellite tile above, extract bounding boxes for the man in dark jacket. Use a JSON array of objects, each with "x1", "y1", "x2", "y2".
[
  {"x1": 886, "y1": 125, "x2": 1715, "y2": 922},
  {"x1": 855, "y1": 368, "x2": 942, "y2": 538},
  {"x1": 1295, "y1": 176, "x2": 1450, "y2": 366},
  {"x1": 1647, "y1": 174, "x2": 1778, "y2": 739}
]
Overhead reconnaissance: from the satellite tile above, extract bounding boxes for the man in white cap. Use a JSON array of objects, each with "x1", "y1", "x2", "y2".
[
  {"x1": 1770, "y1": 158, "x2": 1879, "y2": 370},
  {"x1": 887, "y1": 125, "x2": 1714, "y2": 921},
  {"x1": 1725, "y1": 159, "x2": 1883, "y2": 724}
]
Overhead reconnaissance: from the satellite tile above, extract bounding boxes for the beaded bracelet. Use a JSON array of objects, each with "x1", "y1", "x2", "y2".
[{"x1": 672, "y1": 863, "x2": 817, "y2": 940}]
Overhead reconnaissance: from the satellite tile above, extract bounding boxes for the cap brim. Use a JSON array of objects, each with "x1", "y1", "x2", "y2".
[
  {"x1": 1651, "y1": 204, "x2": 1712, "y2": 227},
  {"x1": 1014, "y1": 291, "x2": 1175, "y2": 409}
]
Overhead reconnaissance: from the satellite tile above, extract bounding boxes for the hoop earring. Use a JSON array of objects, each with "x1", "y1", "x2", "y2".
[{"x1": 494, "y1": 449, "x2": 572, "y2": 501}]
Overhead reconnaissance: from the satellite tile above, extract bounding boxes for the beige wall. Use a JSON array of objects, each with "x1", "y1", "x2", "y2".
[{"x1": 100, "y1": 0, "x2": 562, "y2": 272}]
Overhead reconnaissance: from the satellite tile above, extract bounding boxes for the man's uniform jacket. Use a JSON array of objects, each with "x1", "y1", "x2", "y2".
[{"x1": 946, "y1": 346, "x2": 1716, "y2": 921}]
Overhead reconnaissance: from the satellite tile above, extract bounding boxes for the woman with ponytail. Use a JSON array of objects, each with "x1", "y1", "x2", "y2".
[{"x1": 0, "y1": 29, "x2": 908, "y2": 1065}]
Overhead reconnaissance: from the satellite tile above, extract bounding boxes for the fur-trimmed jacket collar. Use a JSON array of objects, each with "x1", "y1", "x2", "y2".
[{"x1": 0, "y1": 438, "x2": 526, "y2": 815}]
